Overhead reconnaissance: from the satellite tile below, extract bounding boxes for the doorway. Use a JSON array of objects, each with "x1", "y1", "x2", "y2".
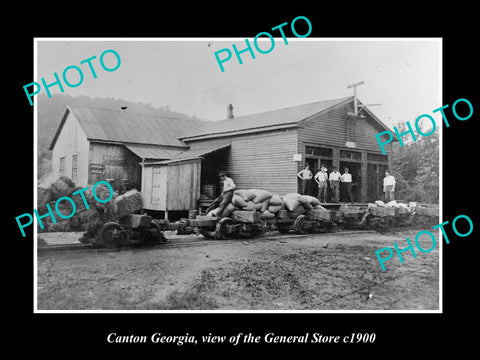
[
  {"x1": 367, "y1": 163, "x2": 388, "y2": 202},
  {"x1": 303, "y1": 157, "x2": 333, "y2": 199},
  {"x1": 339, "y1": 161, "x2": 362, "y2": 202}
]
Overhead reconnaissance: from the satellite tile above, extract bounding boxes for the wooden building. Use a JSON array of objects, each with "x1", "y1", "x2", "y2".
[
  {"x1": 180, "y1": 96, "x2": 396, "y2": 203},
  {"x1": 48, "y1": 105, "x2": 204, "y2": 190}
]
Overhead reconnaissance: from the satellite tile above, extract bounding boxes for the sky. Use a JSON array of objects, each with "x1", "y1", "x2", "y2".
[{"x1": 36, "y1": 38, "x2": 441, "y2": 128}]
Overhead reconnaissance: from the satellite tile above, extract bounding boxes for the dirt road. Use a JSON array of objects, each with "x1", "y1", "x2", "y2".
[{"x1": 37, "y1": 229, "x2": 439, "y2": 311}]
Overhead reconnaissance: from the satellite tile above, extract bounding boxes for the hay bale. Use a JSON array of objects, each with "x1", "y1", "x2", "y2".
[
  {"x1": 234, "y1": 189, "x2": 256, "y2": 201},
  {"x1": 231, "y1": 194, "x2": 248, "y2": 208},
  {"x1": 250, "y1": 189, "x2": 273, "y2": 204},
  {"x1": 268, "y1": 195, "x2": 283, "y2": 206},
  {"x1": 108, "y1": 189, "x2": 142, "y2": 220},
  {"x1": 49, "y1": 176, "x2": 76, "y2": 200}
]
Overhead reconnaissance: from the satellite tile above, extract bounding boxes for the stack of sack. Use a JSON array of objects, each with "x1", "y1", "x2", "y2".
[
  {"x1": 206, "y1": 189, "x2": 326, "y2": 218},
  {"x1": 37, "y1": 176, "x2": 143, "y2": 237}
]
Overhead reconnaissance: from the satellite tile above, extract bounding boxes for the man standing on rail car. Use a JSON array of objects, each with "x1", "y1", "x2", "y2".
[{"x1": 217, "y1": 171, "x2": 237, "y2": 217}]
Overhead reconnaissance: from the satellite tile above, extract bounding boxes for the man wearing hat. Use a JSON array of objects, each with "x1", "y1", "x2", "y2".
[{"x1": 217, "y1": 171, "x2": 236, "y2": 217}]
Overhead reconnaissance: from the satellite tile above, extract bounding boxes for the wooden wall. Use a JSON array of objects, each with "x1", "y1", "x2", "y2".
[{"x1": 51, "y1": 112, "x2": 90, "y2": 186}]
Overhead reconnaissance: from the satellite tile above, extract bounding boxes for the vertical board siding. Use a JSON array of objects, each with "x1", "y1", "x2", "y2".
[
  {"x1": 51, "y1": 112, "x2": 89, "y2": 186},
  {"x1": 88, "y1": 143, "x2": 141, "y2": 187}
]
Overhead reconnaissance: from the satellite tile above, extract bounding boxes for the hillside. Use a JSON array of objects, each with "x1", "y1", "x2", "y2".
[{"x1": 37, "y1": 94, "x2": 205, "y2": 179}]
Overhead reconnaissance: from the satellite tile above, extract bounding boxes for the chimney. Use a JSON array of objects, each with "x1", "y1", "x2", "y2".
[{"x1": 227, "y1": 104, "x2": 234, "y2": 119}]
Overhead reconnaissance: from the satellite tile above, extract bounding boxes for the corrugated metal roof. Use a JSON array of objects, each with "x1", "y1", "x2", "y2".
[
  {"x1": 144, "y1": 141, "x2": 231, "y2": 166},
  {"x1": 50, "y1": 105, "x2": 206, "y2": 149},
  {"x1": 182, "y1": 97, "x2": 353, "y2": 139},
  {"x1": 124, "y1": 144, "x2": 185, "y2": 160}
]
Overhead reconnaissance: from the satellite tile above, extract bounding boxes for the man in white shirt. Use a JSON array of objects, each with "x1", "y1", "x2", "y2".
[
  {"x1": 297, "y1": 164, "x2": 313, "y2": 195},
  {"x1": 217, "y1": 171, "x2": 236, "y2": 217},
  {"x1": 383, "y1": 170, "x2": 396, "y2": 202},
  {"x1": 314, "y1": 166, "x2": 328, "y2": 203},
  {"x1": 329, "y1": 166, "x2": 341, "y2": 203},
  {"x1": 340, "y1": 167, "x2": 354, "y2": 202}
]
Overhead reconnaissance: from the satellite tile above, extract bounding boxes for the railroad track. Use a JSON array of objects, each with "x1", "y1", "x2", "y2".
[{"x1": 37, "y1": 227, "x2": 417, "y2": 254}]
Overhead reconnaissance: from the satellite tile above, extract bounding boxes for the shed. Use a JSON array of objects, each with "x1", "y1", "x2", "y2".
[{"x1": 48, "y1": 105, "x2": 204, "y2": 190}]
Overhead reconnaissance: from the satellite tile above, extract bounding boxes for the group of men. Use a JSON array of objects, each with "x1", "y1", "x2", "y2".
[{"x1": 297, "y1": 164, "x2": 396, "y2": 203}]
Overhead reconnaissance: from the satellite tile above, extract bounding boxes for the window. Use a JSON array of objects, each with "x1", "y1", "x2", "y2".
[
  {"x1": 340, "y1": 150, "x2": 362, "y2": 161},
  {"x1": 71, "y1": 155, "x2": 78, "y2": 182},
  {"x1": 367, "y1": 153, "x2": 388, "y2": 163},
  {"x1": 305, "y1": 146, "x2": 333, "y2": 158},
  {"x1": 59, "y1": 157, "x2": 65, "y2": 175}
]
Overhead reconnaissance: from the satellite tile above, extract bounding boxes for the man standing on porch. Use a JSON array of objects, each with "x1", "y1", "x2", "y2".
[
  {"x1": 297, "y1": 164, "x2": 313, "y2": 195},
  {"x1": 383, "y1": 170, "x2": 396, "y2": 202},
  {"x1": 314, "y1": 166, "x2": 328, "y2": 203}
]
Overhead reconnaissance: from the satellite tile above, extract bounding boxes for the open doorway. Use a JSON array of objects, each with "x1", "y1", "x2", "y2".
[
  {"x1": 303, "y1": 157, "x2": 333, "y2": 199},
  {"x1": 339, "y1": 161, "x2": 362, "y2": 202}
]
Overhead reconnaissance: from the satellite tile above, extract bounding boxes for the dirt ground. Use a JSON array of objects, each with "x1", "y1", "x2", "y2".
[{"x1": 37, "y1": 229, "x2": 439, "y2": 311}]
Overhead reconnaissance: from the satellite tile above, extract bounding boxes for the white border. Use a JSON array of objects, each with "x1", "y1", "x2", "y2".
[{"x1": 33, "y1": 37, "x2": 442, "y2": 314}]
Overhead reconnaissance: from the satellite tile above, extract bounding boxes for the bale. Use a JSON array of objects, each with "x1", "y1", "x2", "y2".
[
  {"x1": 37, "y1": 186, "x2": 53, "y2": 209},
  {"x1": 283, "y1": 194, "x2": 301, "y2": 211},
  {"x1": 234, "y1": 189, "x2": 256, "y2": 201},
  {"x1": 231, "y1": 194, "x2": 248, "y2": 208},
  {"x1": 267, "y1": 204, "x2": 283, "y2": 213},
  {"x1": 221, "y1": 203, "x2": 237, "y2": 217},
  {"x1": 243, "y1": 201, "x2": 262, "y2": 211},
  {"x1": 109, "y1": 189, "x2": 143, "y2": 220},
  {"x1": 268, "y1": 195, "x2": 283, "y2": 206},
  {"x1": 301, "y1": 195, "x2": 321, "y2": 206},
  {"x1": 250, "y1": 189, "x2": 273, "y2": 204},
  {"x1": 49, "y1": 176, "x2": 76, "y2": 200}
]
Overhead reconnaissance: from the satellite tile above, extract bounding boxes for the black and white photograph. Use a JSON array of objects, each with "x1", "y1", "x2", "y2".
[
  {"x1": 33, "y1": 38, "x2": 441, "y2": 312},
  {"x1": 8, "y1": 9, "x2": 479, "y2": 355}
]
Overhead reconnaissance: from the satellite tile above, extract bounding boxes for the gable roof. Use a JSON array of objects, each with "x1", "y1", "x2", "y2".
[
  {"x1": 181, "y1": 96, "x2": 393, "y2": 141},
  {"x1": 49, "y1": 105, "x2": 206, "y2": 150}
]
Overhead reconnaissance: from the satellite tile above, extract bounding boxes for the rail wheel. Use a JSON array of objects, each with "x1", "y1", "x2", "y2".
[
  {"x1": 294, "y1": 215, "x2": 309, "y2": 234},
  {"x1": 96, "y1": 222, "x2": 124, "y2": 248},
  {"x1": 216, "y1": 217, "x2": 236, "y2": 240}
]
